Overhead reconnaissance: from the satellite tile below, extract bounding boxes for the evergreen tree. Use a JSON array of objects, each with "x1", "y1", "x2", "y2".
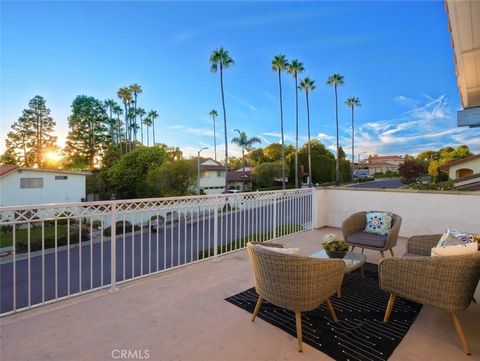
[
  {"x1": 4, "y1": 96, "x2": 56, "y2": 167},
  {"x1": 64, "y1": 95, "x2": 108, "y2": 169}
]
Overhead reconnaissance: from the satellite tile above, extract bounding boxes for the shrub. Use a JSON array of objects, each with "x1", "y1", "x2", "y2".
[
  {"x1": 15, "y1": 225, "x2": 90, "y2": 253},
  {"x1": 103, "y1": 221, "x2": 140, "y2": 236}
]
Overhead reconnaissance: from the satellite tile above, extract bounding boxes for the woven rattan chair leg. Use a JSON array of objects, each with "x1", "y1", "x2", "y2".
[
  {"x1": 361, "y1": 248, "x2": 365, "y2": 255},
  {"x1": 325, "y1": 298, "x2": 338, "y2": 322},
  {"x1": 389, "y1": 248, "x2": 394, "y2": 257},
  {"x1": 351, "y1": 246, "x2": 355, "y2": 252},
  {"x1": 252, "y1": 296, "x2": 263, "y2": 322},
  {"x1": 295, "y1": 311, "x2": 303, "y2": 352},
  {"x1": 452, "y1": 314, "x2": 471, "y2": 355},
  {"x1": 380, "y1": 251, "x2": 385, "y2": 259},
  {"x1": 383, "y1": 294, "x2": 396, "y2": 323}
]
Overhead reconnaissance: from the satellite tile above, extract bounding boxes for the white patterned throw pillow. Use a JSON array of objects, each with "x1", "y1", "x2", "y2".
[
  {"x1": 431, "y1": 228, "x2": 478, "y2": 257},
  {"x1": 364, "y1": 211, "x2": 393, "y2": 236}
]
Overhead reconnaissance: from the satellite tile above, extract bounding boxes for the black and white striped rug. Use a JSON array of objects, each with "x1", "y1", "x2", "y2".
[{"x1": 225, "y1": 263, "x2": 422, "y2": 361}]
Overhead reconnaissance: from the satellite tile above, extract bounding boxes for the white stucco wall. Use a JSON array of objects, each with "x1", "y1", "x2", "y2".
[
  {"x1": 315, "y1": 187, "x2": 480, "y2": 237},
  {"x1": 449, "y1": 157, "x2": 480, "y2": 179},
  {"x1": 199, "y1": 170, "x2": 226, "y2": 195},
  {"x1": 0, "y1": 170, "x2": 86, "y2": 207}
]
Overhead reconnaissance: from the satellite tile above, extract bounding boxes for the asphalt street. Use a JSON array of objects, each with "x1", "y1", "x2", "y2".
[{"x1": 0, "y1": 197, "x2": 312, "y2": 314}]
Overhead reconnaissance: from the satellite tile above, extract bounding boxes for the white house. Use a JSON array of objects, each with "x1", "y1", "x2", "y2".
[
  {"x1": 197, "y1": 158, "x2": 226, "y2": 195},
  {"x1": 439, "y1": 154, "x2": 480, "y2": 191},
  {"x1": 0, "y1": 165, "x2": 88, "y2": 207},
  {"x1": 361, "y1": 155, "x2": 405, "y2": 175}
]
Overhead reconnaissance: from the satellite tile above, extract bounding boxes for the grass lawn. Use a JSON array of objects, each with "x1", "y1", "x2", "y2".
[{"x1": 0, "y1": 224, "x2": 70, "y2": 248}]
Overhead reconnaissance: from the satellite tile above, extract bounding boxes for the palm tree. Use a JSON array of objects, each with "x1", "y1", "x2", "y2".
[
  {"x1": 345, "y1": 97, "x2": 361, "y2": 168},
  {"x1": 130, "y1": 122, "x2": 140, "y2": 143},
  {"x1": 112, "y1": 104, "x2": 123, "y2": 146},
  {"x1": 117, "y1": 87, "x2": 132, "y2": 149},
  {"x1": 128, "y1": 107, "x2": 137, "y2": 142},
  {"x1": 143, "y1": 115, "x2": 152, "y2": 146},
  {"x1": 272, "y1": 54, "x2": 289, "y2": 189},
  {"x1": 210, "y1": 47, "x2": 235, "y2": 192},
  {"x1": 147, "y1": 110, "x2": 158, "y2": 145},
  {"x1": 299, "y1": 77, "x2": 316, "y2": 187},
  {"x1": 288, "y1": 59, "x2": 304, "y2": 188},
  {"x1": 104, "y1": 99, "x2": 117, "y2": 145},
  {"x1": 327, "y1": 73, "x2": 345, "y2": 185},
  {"x1": 209, "y1": 109, "x2": 219, "y2": 161},
  {"x1": 129, "y1": 83, "x2": 142, "y2": 143},
  {"x1": 137, "y1": 107, "x2": 146, "y2": 144},
  {"x1": 231, "y1": 129, "x2": 261, "y2": 191}
]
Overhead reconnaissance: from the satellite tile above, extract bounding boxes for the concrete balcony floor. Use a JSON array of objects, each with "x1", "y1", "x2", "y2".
[{"x1": 1, "y1": 227, "x2": 479, "y2": 361}]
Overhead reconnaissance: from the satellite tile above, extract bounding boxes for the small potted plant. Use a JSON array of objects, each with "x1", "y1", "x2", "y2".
[{"x1": 322, "y1": 234, "x2": 349, "y2": 259}]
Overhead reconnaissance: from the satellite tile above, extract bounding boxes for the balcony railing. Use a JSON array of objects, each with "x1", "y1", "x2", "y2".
[{"x1": 0, "y1": 188, "x2": 314, "y2": 316}]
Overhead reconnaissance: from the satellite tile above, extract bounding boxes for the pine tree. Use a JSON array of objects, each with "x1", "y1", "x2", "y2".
[
  {"x1": 4, "y1": 96, "x2": 56, "y2": 167},
  {"x1": 64, "y1": 95, "x2": 109, "y2": 169}
]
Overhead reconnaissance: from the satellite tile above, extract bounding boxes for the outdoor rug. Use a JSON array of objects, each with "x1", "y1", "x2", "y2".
[{"x1": 225, "y1": 263, "x2": 422, "y2": 361}]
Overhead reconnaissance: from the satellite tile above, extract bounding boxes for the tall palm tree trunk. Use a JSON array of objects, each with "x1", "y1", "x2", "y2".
[
  {"x1": 152, "y1": 121, "x2": 156, "y2": 146},
  {"x1": 140, "y1": 117, "x2": 144, "y2": 144},
  {"x1": 146, "y1": 125, "x2": 150, "y2": 146},
  {"x1": 242, "y1": 149, "x2": 246, "y2": 191},
  {"x1": 351, "y1": 105, "x2": 355, "y2": 173},
  {"x1": 306, "y1": 91, "x2": 312, "y2": 187},
  {"x1": 123, "y1": 102, "x2": 129, "y2": 152},
  {"x1": 335, "y1": 85, "x2": 340, "y2": 185},
  {"x1": 213, "y1": 115, "x2": 217, "y2": 161},
  {"x1": 220, "y1": 65, "x2": 229, "y2": 192},
  {"x1": 294, "y1": 74, "x2": 299, "y2": 188},
  {"x1": 116, "y1": 115, "x2": 121, "y2": 148},
  {"x1": 278, "y1": 69, "x2": 286, "y2": 190}
]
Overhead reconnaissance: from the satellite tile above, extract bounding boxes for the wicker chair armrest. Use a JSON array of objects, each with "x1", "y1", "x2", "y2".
[
  {"x1": 342, "y1": 212, "x2": 366, "y2": 239},
  {"x1": 406, "y1": 234, "x2": 442, "y2": 256},
  {"x1": 379, "y1": 255, "x2": 480, "y2": 313},
  {"x1": 384, "y1": 215, "x2": 402, "y2": 249},
  {"x1": 248, "y1": 242, "x2": 284, "y2": 248}
]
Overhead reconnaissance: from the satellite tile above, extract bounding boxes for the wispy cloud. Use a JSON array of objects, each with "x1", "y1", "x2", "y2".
[
  {"x1": 169, "y1": 124, "x2": 214, "y2": 137},
  {"x1": 170, "y1": 9, "x2": 334, "y2": 44},
  {"x1": 228, "y1": 93, "x2": 257, "y2": 112},
  {"x1": 352, "y1": 94, "x2": 480, "y2": 156}
]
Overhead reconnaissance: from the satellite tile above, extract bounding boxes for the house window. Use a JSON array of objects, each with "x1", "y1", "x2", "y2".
[
  {"x1": 217, "y1": 171, "x2": 224, "y2": 177},
  {"x1": 55, "y1": 175, "x2": 68, "y2": 180},
  {"x1": 20, "y1": 178, "x2": 44, "y2": 189}
]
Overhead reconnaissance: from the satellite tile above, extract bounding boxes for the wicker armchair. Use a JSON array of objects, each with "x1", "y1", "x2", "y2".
[
  {"x1": 246, "y1": 242, "x2": 345, "y2": 352},
  {"x1": 342, "y1": 211, "x2": 402, "y2": 258},
  {"x1": 379, "y1": 234, "x2": 480, "y2": 355}
]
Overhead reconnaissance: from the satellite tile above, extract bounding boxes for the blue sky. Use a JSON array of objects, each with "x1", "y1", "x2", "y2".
[{"x1": 2, "y1": 1, "x2": 480, "y2": 160}]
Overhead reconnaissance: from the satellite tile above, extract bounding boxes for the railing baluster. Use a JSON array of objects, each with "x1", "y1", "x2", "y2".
[
  {"x1": 109, "y1": 203, "x2": 118, "y2": 293},
  {"x1": 78, "y1": 217, "x2": 82, "y2": 293},
  {"x1": 42, "y1": 220, "x2": 45, "y2": 303},
  {"x1": 67, "y1": 218, "x2": 70, "y2": 296},
  {"x1": 12, "y1": 225, "x2": 16, "y2": 312},
  {"x1": 27, "y1": 222, "x2": 31, "y2": 308}
]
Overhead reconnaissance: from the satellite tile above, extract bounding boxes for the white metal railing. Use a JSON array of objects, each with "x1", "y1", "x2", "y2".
[{"x1": 0, "y1": 188, "x2": 314, "y2": 316}]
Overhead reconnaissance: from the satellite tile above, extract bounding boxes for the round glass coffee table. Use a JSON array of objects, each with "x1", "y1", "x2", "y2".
[{"x1": 310, "y1": 250, "x2": 367, "y2": 297}]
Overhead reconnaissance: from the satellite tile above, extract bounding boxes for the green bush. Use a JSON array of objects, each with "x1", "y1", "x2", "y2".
[
  {"x1": 103, "y1": 221, "x2": 140, "y2": 236},
  {"x1": 405, "y1": 181, "x2": 455, "y2": 191},
  {"x1": 198, "y1": 224, "x2": 305, "y2": 260},
  {"x1": 15, "y1": 225, "x2": 90, "y2": 253}
]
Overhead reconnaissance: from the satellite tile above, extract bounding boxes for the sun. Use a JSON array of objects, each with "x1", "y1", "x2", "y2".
[{"x1": 45, "y1": 150, "x2": 62, "y2": 163}]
